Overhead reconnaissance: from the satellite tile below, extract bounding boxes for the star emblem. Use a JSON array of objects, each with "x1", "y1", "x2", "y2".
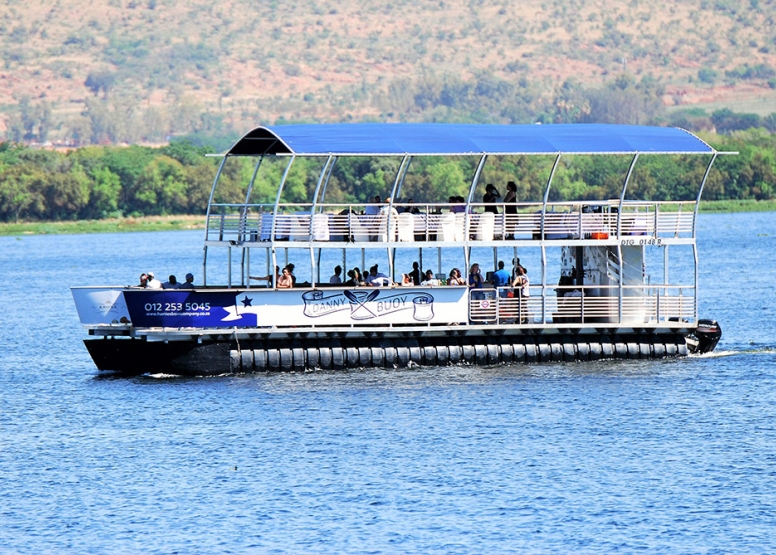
[{"x1": 241, "y1": 296, "x2": 253, "y2": 307}]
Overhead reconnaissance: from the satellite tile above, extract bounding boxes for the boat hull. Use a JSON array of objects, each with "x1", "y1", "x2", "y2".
[{"x1": 84, "y1": 329, "x2": 692, "y2": 375}]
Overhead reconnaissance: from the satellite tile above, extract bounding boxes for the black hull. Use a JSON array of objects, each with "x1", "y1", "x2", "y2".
[{"x1": 85, "y1": 330, "x2": 693, "y2": 375}]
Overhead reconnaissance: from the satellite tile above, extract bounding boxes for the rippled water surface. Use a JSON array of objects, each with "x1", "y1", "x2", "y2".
[{"x1": 1, "y1": 213, "x2": 775, "y2": 553}]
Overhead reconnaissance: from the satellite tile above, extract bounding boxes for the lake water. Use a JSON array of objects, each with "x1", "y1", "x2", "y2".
[{"x1": 1, "y1": 212, "x2": 774, "y2": 553}]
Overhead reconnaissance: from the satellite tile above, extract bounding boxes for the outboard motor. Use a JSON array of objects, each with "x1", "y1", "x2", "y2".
[{"x1": 686, "y1": 319, "x2": 722, "y2": 354}]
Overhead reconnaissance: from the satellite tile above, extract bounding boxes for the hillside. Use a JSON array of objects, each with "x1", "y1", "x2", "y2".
[{"x1": 2, "y1": 0, "x2": 776, "y2": 144}]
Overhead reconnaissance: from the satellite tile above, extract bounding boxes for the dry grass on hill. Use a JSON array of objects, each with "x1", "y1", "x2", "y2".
[{"x1": 2, "y1": 0, "x2": 775, "y2": 136}]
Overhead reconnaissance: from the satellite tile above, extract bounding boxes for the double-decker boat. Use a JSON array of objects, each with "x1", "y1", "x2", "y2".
[{"x1": 72, "y1": 123, "x2": 723, "y2": 374}]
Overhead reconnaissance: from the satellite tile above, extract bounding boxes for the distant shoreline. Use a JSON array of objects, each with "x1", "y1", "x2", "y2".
[
  {"x1": 0, "y1": 215, "x2": 206, "y2": 236},
  {"x1": 2, "y1": 200, "x2": 775, "y2": 236}
]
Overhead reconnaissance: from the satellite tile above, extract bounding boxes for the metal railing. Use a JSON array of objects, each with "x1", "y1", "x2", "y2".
[
  {"x1": 468, "y1": 285, "x2": 696, "y2": 326},
  {"x1": 205, "y1": 200, "x2": 697, "y2": 244}
]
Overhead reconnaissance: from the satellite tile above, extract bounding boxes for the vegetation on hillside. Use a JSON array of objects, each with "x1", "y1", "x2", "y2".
[
  {"x1": 2, "y1": 0, "x2": 776, "y2": 144},
  {"x1": 2, "y1": 128, "x2": 774, "y2": 223}
]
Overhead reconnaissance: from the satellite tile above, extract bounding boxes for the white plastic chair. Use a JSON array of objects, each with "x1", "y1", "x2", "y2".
[
  {"x1": 311, "y1": 213, "x2": 330, "y2": 241},
  {"x1": 397, "y1": 212, "x2": 414, "y2": 242},
  {"x1": 454, "y1": 213, "x2": 466, "y2": 241},
  {"x1": 438, "y1": 213, "x2": 456, "y2": 241},
  {"x1": 350, "y1": 214, "x2": 370, "y2": 242},
  {"x1": 289, "y1": 215, "x2": 308, "y2": 241},
  {"x1": 476, "y1": 212, "x2": 495, "y2": 241}
]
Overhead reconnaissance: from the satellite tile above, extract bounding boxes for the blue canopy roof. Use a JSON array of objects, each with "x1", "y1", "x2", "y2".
[{"x1": 226, "y1": 123, "x2": 714, "y2": 156}]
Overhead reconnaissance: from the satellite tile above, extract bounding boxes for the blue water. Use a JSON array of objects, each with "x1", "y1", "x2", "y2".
[{"x1": 1, "y1": 213, "x2": 775, "y2": 553}]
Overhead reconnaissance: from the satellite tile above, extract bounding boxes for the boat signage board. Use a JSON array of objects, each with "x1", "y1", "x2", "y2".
[
  {"x1": 72, "y1": 287, "x2": 131, "y2": 324},
  {"x1": 122, "y1": 288, "x2": 469, "y2": 328}
]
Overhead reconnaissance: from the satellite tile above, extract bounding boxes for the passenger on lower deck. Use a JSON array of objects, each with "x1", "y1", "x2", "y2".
[
  {"x1": 250, "y1": 267, "x2": 278, "y2": 287},
  {"x1": 146, "y1": 272, "x2": 162, "y2": 289},
  {"x1": 365, "y1": 264, "x2": 391, "y2": 286},
  {"x1": 421, "y1": 269, "x2": 440, "y2": 286},
  {"x1": 352, "y1": 267, "x2": 365, "y2": 286},
  {"x1": 447, "y1": 268, "x2": 466, "y2": 285},
  {"x1": 329, "y1": 265, "x2": 342, "y2": 284},
  {"x1": 468, "y1": 263, "x2": 484, "y2": 299},
  {"x1": 162, "y1": 275, "x2": 179, "y2": 289},
  {"x1": 511, "y1": 266, "x2": 531, "y2": 324},
  {"x1": 409, "y1": 262, "x2": 421, "y2": 286},
  {"x1": 178, "y1": 272, "x2": 196, "y2": 289},
  {"x1": 276, "y1": 267, "x2": 293, "y2": 289},
  {"x1": 491, "y1": 261, "x2": 511, "y2": 297},
  {"x1": 285, "y1": 263, "x2": 297, "y2": 286}
]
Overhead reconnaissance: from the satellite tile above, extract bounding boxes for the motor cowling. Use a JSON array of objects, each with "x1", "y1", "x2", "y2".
[{"x1": 686, "y1": 319, "x2": 722, "y2": 354}]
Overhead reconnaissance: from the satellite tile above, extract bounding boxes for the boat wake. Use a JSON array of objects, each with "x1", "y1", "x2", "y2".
[{"x1": 689, "y1": 347, "x2": 774, "y2": 358}]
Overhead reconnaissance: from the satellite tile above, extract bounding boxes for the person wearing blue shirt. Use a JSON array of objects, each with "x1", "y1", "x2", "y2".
[{"x1": 491, "y1": 260, "x2": 511, "y2": 297}]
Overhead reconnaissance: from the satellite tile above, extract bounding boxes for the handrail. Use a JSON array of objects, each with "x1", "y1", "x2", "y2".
[{"x1": 204, "y1": 200, "x2": 698, "y2": 244}]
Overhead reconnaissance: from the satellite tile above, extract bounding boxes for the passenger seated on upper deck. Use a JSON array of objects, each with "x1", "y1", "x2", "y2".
[
  {"x1": 365, "y1": 195, "x2": 381, "y2": 216},
  {"x1": 365, "y1": 264, "x2": 391, "y2": 286},
  {"x1": 402, "y1": 198, "x2": 420, "y2": 214},
  {"x1": 401, "y1": 273, "x2": 413, "y2": 286},
  {"x1": 276, "y1": 267, "x2": 294, "y2": 289},
  {"x1": 450, "y1": 195, "x2": 466, "y2": 213},
  {"x1": 421, "y1": 269, "x2": 441, "y2": 286},
  {"x1": 345, "y1": 269, "x2": 358, "y2": 287}
]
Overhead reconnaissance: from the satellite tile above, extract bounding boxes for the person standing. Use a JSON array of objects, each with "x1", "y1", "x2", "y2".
[
  {"x1": 512, "y1": 266, "x2": 530, "y2": 323},
  {"x1": 491, "y1": 260, "x2": 511, "y2": 297},
  {"x1": 483, "y1": 184, "x2": 501, "y2": 214},
  {"x1": 468, "y1": 263, "x2": 484, "y2": 299},
  {"x1": 409, "y1": 261, "x2": 421, "y2": 286},
  {"x1": 504, "y1": 181, "x2": 518, "y2": 239}
]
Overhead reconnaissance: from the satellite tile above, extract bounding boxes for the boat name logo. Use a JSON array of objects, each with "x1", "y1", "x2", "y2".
[{"x1": 303, "y1": 290, "x2": 435, "y2": 321}]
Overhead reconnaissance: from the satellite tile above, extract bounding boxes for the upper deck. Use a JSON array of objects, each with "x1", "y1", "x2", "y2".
[{"x1": 203, "y1": 123, "x2": 720, "y2": 250}]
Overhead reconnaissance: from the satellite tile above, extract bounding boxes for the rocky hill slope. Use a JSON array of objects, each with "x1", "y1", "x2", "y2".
[{"x1": 2, "y1": 0, "x2": 775, "y2": 143}]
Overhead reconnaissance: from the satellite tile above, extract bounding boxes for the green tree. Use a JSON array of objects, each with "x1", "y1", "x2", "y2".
[
  {"x1": 0, "y1": 165, "x2": 45, "y2": 221},
  {"x1": 84, "y1": 166, "x2": 122, "y2": 218},
  {"x1": 132, "y1": 156, "x2": 188, "y2": 215},
  {"x1": 41, "y1": 162, "x2": 91, "y2": 220}
]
